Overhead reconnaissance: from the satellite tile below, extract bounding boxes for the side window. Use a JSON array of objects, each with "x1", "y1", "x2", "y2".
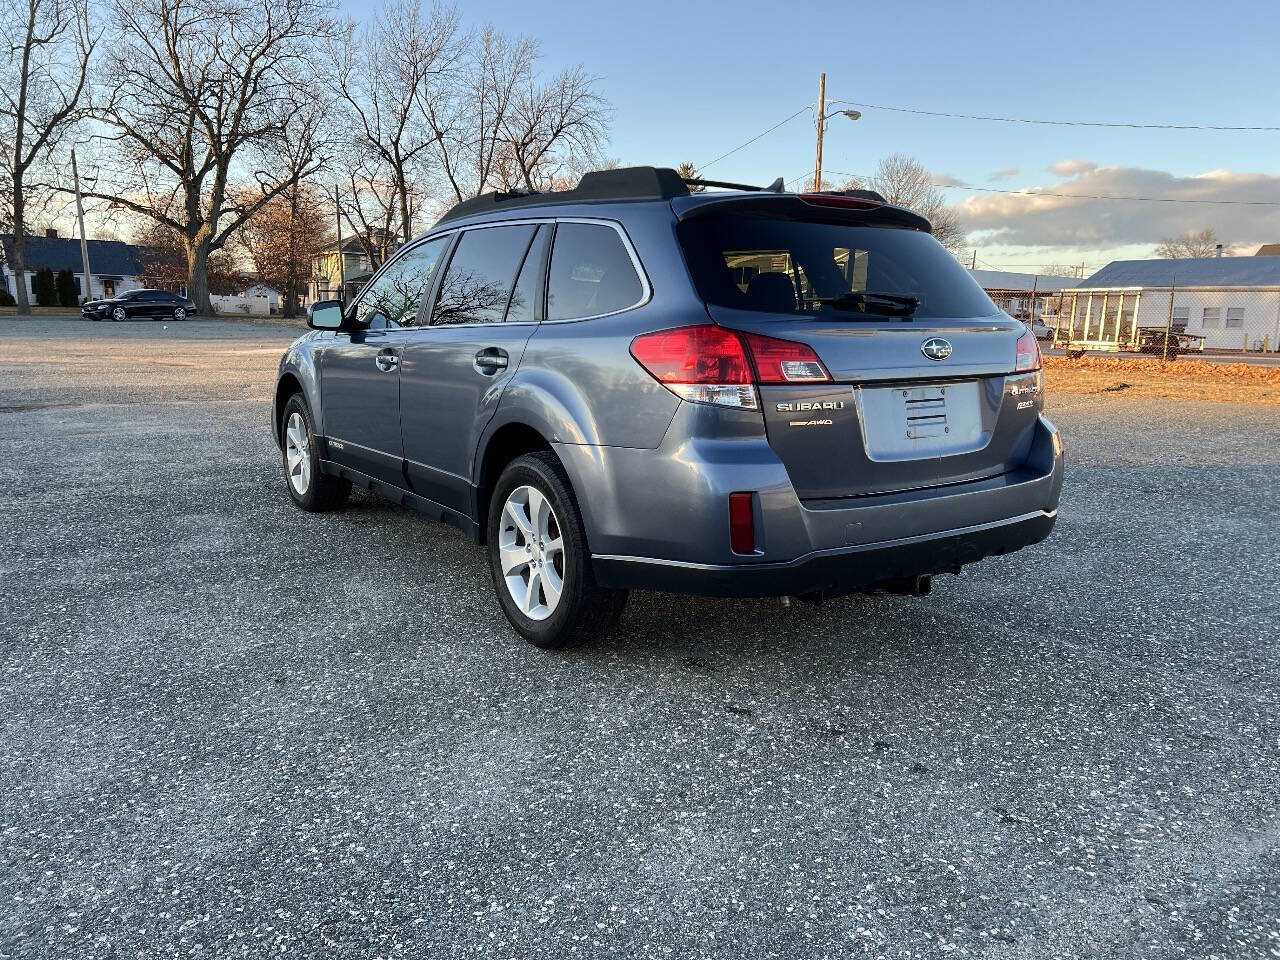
[
  {"x1": 432, "y1": 224, "x2": 537, "y2": 326},
  {"x1": 355, "y1": 236, "x2": 448, "y2": 330},
  {"x1": 503, "y1": 224, "x2": 549, "y2": 324},
  {"x1": 546, "y1": 222, "x2": 644, "y2": 321}
]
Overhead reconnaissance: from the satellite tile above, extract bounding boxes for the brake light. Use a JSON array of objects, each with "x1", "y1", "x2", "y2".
[
  {"x1": 728, "y1": 492, "x2": 755, "y2": 553},
  {"x1": 799, "y1": 193, "x2": 883, "y2": 210},
  {"x1": 1015, "y1": 328, "x2": 1042, "y2": 371},
  {"x1": 742, "y1": 332, "x2": 830, "y2": 383}
]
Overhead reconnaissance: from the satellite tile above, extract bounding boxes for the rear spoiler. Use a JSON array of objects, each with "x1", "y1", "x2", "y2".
[{"x1": 673, "y1": 192, "x2": 933, "y2": 234}]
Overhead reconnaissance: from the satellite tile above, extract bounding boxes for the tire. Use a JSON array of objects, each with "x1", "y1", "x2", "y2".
[
  {"x1": 280, "y1": 393, "x2": 350, "y2": 512},
  {"x1": 111, "y1": 307, "x2": 126, "y2": 322},
  {"x1": 487, "y1": 451, "x2": 627, "y2": 649},
  {"x1": 173, "y1": 307, "x2": 187, "y2": 321}
]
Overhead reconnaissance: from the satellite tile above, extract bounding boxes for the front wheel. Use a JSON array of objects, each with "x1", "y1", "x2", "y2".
[
  {"x1": 280, "y1": 394, "x2": 350, "y2": 511},
  {"x1": 111, "y1": 307, "x2": 126, "y2": 322},
  {"x1": 487, "y1": 452, "x2": 627, "y2": 649},
  {"x1": 173, "y1": 307, "x2": 187, "y2": 321}
]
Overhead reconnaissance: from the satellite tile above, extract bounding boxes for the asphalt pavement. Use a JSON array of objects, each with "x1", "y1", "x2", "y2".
[{"x1": 2, "y1": 317, "x2": 1277, "y2": 959}]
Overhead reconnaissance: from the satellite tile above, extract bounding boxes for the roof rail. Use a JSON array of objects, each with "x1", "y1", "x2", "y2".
[{"x1": 435, "y1": 166, "x2": 691, "y2": 224}]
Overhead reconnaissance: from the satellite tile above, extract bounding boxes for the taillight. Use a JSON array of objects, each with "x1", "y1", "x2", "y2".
[
  {"x1": 629, "y1": 325, "x2": 756, "y2": 409},
  {"x1": 742, "y1": 332, "x2": 830, "y2": 383},
  {"x1": 728, "y1": 492, "x2": 755, "y2": 553},
  {"x1": 1015, "y1": 328, "x2": 1042, "y2": 372},
  {"x1": 630, "y1": 325, "x2": 831, "y2": 409}
]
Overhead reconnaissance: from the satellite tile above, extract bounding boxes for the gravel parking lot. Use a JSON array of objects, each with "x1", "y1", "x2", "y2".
[{"x1": 2, "y1": 317, "x2": 1277, "y2": 959}]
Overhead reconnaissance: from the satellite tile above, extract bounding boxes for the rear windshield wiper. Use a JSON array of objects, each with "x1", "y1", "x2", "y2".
[{"x1": 812, "y1": 292, "x2": 919, "y2": 317}]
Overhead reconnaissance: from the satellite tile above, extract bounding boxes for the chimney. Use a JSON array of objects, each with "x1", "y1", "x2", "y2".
[
  {"x1": 1215, "y1": 244, "x2": 1223, "y2": 258},
  {"x1": 45, "y1": 227, "x2": 58, "y2": 239}
]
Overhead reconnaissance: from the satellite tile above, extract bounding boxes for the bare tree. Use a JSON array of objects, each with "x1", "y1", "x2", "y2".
[
  {"x1": 329, "y1": 0, "x2": 459, "y2": 243},
  {"x1": 418, "y1": 24, "x2": 608, "y2": 202},
  {"x1": 334, "y1": 160, "x2": 401, "y2": 269},
  {"x1": 0, "y1": 0, "x2": 96, "y2": 314},
  {"x1": 855, "y1": 154, "x2": 967, "y2": 254},
  {"x1": 1156, "y1": 229, "x2": 1229, "y2": 259},
  {"x1": 500, "y1": 64, "x2": 607, "y2": 191},
  {"x1": 84, "y1": 0, "x2": 334, "y2": 312}
]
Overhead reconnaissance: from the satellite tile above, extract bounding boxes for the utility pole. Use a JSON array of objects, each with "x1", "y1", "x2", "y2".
[
  {"x1": 813, "y1": 72, "x2": 826, "y2": 192},
  {"x1": 333, "y1": 185, "x2": 346, "y2": 300},
  {"x1": 71, "y1": 149, "x2": 92, "y2": 303},
  {"x1": 1163, "y1": 274, "x2": 1176, "y2": 362}
]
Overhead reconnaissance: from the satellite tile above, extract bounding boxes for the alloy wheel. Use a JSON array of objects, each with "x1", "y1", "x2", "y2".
[
  {"x1": 174, "y1": 307, "x2": 186, "y2": 321},
  {"x1": 284, "y1": 412, "x2": 311, "y2": 495},
  {"x1": 112, "y1": 307, "x2": 126, "y2": 321},
  {"x1": 498, "y1": 484, "x2": 565, "y2": 621}
]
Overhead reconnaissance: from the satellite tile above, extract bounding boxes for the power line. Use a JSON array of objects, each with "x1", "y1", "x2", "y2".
[
  {"x1": 699, "y1": 105, "x2": 813, "y2": 171},
  {"x1": 828, "y1": 99, "x2": 1280, "y2": 132},
  {"x1": 823, "y1": 170, "x2": 1280, "y2": 206}
]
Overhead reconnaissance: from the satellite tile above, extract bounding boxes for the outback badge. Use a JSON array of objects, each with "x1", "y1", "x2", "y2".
[{"x1": 921, "y1": 337, "x2": 952, "y2": 361}]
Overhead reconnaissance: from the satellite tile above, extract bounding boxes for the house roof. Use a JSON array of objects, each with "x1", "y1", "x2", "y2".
[
  {"x1": 0, "y1": 234, "x2": 146, "y2": 277},
  {"x1": 1255, "y1": 243, "x2": 1280, "y2": 256},
  {"x1": 1080, "y1": 256, "x2": 1280, "y2": 289},
  {"x1": 967, "y1": 268, "x2": 1077, "y2": 293}
]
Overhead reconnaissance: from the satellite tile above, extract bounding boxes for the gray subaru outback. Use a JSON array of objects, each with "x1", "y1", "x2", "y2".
[{"x1": 273, "y1": 166, "x2": 1063, "y2": 649}]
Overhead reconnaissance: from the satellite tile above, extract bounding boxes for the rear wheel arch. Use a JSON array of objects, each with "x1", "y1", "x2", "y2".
[{"x1": 475, "y1": 422, "x2": 557, "y2": 543}]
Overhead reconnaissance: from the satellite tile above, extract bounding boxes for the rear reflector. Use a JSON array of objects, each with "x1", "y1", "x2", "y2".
[{"x1": 728, "y1": 492, "x2": 755, "y2": 554}]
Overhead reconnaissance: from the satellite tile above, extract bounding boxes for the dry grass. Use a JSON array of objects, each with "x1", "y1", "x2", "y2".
[{"x1": 1043, "y1": 356, "x2": 1280, "y2": 405}]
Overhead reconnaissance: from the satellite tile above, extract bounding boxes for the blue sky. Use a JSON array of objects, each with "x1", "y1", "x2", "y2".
[{"x1": 361, "y1": 0, "x2": 1280, "y2": 273}]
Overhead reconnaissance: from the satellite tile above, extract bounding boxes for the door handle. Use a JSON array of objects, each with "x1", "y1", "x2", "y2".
[
  {"x1": 375, "y1": 348, "x2": 400, "y2": 373},
  {"x1": 474, "y1": 348, "x2": 509, "y2": 374}
]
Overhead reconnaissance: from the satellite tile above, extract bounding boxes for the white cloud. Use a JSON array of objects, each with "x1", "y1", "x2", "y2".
[
  {"x1": 1049, "y1": 159, "x2": 1097, "y2": 177},
  {"x1": 988, "y1": 167, "x2": 1019, "y2": 182},
  {"x1": 959, "y1": 165, "x2": 1280, "y2": 251}
]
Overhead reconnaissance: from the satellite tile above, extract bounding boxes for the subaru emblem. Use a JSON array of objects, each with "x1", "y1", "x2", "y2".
[{"x1": 921, "y1": 337, "x2": 952, "y2": 361}]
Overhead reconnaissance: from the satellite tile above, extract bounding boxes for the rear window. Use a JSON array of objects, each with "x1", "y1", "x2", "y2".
[{"x1": 678, "y1": 216, "x2": 998, "y2": 319}]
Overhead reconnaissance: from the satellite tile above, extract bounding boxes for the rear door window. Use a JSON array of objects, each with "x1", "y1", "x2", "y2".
[
  {"x1": 503, "y1": 225, "x2": 549, "y2": 324},
  {"x1": 679, "y1": 216, "x2": 997, "y2": 319},
  {"x1": 432, "y1": 224, "x2": 537, "y2": 326},
  {"x1": 546, "y1": 223, "x2": 644, "y2": 321}
]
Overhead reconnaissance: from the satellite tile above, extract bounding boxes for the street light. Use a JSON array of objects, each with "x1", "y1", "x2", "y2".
[{"x1": 814, "y1": 73, "x2": 860, "y2": 191}]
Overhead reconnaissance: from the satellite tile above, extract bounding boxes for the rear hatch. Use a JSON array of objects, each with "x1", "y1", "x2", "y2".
[{"x1": 676, "y1": 194, "x2": 1042, "y2": 499}]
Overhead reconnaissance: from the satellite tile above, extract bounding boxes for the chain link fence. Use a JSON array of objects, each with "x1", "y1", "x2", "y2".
[{"x1": 1037, "y1": 286, "x2": 1280, "y2": 359}]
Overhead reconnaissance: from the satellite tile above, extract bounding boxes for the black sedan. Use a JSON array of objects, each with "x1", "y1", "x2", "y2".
[{"x1": 82, "y1": 289, "x2": 198, "y2": 322}]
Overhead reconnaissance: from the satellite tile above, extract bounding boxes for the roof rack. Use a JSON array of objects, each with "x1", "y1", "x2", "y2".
[
  {"x1": 684, "y1": 176, "x2": 786, "y2": 193},
  {"x1": 436, "y1": 166, "x2": 692, "y2": 224}
]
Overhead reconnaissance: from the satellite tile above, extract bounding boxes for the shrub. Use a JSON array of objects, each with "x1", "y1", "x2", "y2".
[
  {"x1": 0, "y1": 288, "x2": 15, "y2": 307},
  {"x1": 33, "y1": 268, "x2": 57, "y2": 307},
  {"x1": 56, "y1": 268, "x2": 78, "y2": 307}
]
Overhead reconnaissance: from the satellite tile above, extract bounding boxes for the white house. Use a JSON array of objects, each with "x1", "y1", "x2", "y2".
[
  {"x1": 1, "y1": 231, "x2": 148, "y2": 302},
  {"x1": 1060, "y1": 256, "x2": 1280, "y2": 352}
]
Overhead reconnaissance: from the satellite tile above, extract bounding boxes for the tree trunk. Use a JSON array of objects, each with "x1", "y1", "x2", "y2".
[
  {"x1": 12, "y1": 183, "x2": 30, "y2": 315},
  {"x1": 184, "y1": 230, "x2": 213, "y2": 314}
]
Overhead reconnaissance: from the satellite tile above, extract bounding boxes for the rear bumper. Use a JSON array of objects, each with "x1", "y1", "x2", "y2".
[
  {"x1": 593, "y1": 508, "x2": 1056, "y2": 597},
  {"x1": 585, "y1": 413, "x2": 1064, "y2": 598}
]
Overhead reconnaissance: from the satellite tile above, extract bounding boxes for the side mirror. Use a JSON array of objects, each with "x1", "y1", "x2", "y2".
[{"x1": 308, "y1": 299, "x2": 344, "y2": 330}]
